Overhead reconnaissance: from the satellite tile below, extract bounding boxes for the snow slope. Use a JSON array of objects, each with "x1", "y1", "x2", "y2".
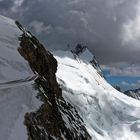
[
  {"x1": 54, "y1": 50, "x2": 140, "y2": 140},
  {"x1": 0, "y1": 15, "x2": 34, "y2": 83},
  {"x1": 0, "y1": 16, "x2": 41, "y2": 140}
]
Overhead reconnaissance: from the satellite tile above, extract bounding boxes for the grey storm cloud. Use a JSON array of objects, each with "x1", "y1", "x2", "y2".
[
  {"x1": 101, "y1": 63, "x2": 140, "y2": 77},
  {"x1": 0, "y1": 0, "x2": 140, "y2": 76},
  {"x1": 0, "y1": 0, "x2": 14, "y2": 9}
]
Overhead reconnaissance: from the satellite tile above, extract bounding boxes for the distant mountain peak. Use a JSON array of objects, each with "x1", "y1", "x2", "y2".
[
  {"x1": 71, "y1": 44, "x2": 87, "y2": 56},
  {"x1": 71, "y1": 44, "x2": 103, "y2": 76},
  {"x1": 124, "y1": 88, "x2": 140, "y2": 100}
]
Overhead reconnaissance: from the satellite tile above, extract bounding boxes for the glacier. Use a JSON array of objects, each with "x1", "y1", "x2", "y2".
[{"x1": 54, "y1": 50, "x2": 140, "y2": 140}]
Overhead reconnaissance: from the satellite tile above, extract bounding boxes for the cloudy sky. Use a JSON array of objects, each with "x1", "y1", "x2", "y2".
[{"x1": 0, "y1": 0, "x2": 140, "y2": 90}]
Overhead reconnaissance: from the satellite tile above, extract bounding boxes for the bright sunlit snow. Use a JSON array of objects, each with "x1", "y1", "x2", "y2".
[{"x1": 54, "y1": 50, "x2": 140, "y2": 140}]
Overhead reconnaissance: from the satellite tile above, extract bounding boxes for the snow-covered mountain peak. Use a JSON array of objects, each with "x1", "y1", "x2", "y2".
[
  {"x1": 70, "y1": 44, "x2": 94, "y2": 62},
  {"x1": 71, "y1": 44, "x2": 93, "y2": 62},
  {"x1": 70, "y1": 44, "x2": 103, "y2": 76}
]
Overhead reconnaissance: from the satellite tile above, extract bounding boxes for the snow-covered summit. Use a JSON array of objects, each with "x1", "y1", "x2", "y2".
[{"x1": 71, "y1": 44, "x2": 103, "y2": 76}]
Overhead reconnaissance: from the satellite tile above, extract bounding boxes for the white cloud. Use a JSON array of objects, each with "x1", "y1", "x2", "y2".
[
  {"x1": 121, "y1": 81, "x2": 129, "y2": 86},
  {"x1": 11, "y1": 0, "x2": 24, "y2": 12},
  {"x1": 120, "y1": 80, "x2": 140, "y2": 90},
  {"x1": 30, "y1": 20, "x2": 53, "y2": 35},
  {"x1": 122, "y1": 15, "x2": 140, "y2": 45},
  {"x1": 121, "y1": 1, "x2": 140, "y2": 49}
]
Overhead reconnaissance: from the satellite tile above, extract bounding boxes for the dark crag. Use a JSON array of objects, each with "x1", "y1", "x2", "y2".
[{"x1": 15, "y1": 21, "x2": 91, "y2": 140}]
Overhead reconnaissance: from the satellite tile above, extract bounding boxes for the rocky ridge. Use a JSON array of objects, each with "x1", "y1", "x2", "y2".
[
  {"x1": 124, "y1": 88, "x2": 140, "y2": 100},
  {"x1": 15, "y1": 21, "x2": 91, "y2": 140}
]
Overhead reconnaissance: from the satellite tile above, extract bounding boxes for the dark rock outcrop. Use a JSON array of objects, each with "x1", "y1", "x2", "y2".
[
  {"x1": 71, "y1": 44, "x2": 87, "y2": 56},
  {"x1": 124, "y1": 88, "x2": 140, "y2": 100},
  {"x1": 114, "y1": 85, "x2": 121, "y2": 92},
  {"x1": 15, "y1": 21, "x2": 91, "y2": 140}
]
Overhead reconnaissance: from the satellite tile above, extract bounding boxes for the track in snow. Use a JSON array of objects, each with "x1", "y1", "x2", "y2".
[{"x1": 0, "y1": 75, "x2": 37, "y2": 90}]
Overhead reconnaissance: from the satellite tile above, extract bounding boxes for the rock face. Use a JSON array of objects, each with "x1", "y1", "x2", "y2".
[
  {"x1": 124, "y1": 88, "x2": 140, "y2": 100},
  {"x1": 71, "y1": 44, "x2": 87, "y2": 56},
  {"x1": 16, "y1": 21, "x2": 91, "y2": 140}
]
